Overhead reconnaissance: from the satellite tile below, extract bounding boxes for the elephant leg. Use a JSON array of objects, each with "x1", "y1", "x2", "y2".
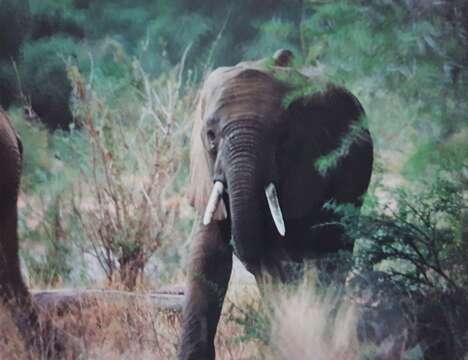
[
  {"x1": 0, "y1": 204, "x2": 42, "y2": 355},
  {"x1": 0, "y1": 204, "x2": 74, "y2": 358},
  {"x1": 178, "y1": 220, "x2": 232, "y2": 360}
]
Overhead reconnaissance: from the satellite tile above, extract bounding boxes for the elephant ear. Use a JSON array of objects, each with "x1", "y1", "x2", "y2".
[
  {"x1": 278, "y1": 85, "x2": 366, "y2": 219},
  {"x1": 187, "y1": 94, "x2": 226, "y2": 220}
]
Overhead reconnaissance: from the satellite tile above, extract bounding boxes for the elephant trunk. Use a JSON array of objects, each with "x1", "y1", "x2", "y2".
[{"x1": 223, "y1": 121, "x2": 267, "y2": 266}]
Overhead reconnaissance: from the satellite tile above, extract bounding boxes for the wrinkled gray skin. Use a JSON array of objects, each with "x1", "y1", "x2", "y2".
[
  {"x1": 0, "y1": 111, "x2": 73, "y2": 358},
  {"x1": 178, "y1": 52, "x2": 373, "y2": 359}
]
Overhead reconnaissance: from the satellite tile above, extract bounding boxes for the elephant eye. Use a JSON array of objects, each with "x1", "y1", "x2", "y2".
[
  {"x1": 206, "y1": 130, "x2": 217, "y2": 152},
  {"x1": 207, "y1": 129, "x2": 216, "y2": 142}
]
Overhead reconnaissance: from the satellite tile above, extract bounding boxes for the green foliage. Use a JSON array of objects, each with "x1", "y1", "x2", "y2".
[
  {"x1": 0, "y1": 62, "x2": 18, "y2": 108},
  {"x1": 0, "y1": 0, "x2": 87, "y2": 130},
  {"x1": 349, "y1": 178, "x2": 467, "y2": 291},
  {"x1": 0, "y1": 0, "x2": 30, "y2": 108},
  {"x1": 315, "y1": 118, "x2": 369, "y2": 176},
  {"x1": 301, "y1": 0, "x2": 468, "y2": 174},
  {"x1": 227, "y1": 299, "x2": 271, "y2": 344},
  {"x1": 0, "y1": 0, "x2": 30, "y2": 60},
  {"x1": 31, "y1": 7, "x2": 84, "y2": 40},
  {"x1": 20, "y1": 197, "x2": 74, "y2": 286},
  {"x1": 9, "y1": 109, "x2": 54, "y2": 191},
  {"x1": 244, "y1": 18, "x2": 299, "y2": 60},
  {"x1": 19, "y1": 36, "x2": 84, "y2": 130},
  {"x1": 335, "y1": 175, "x2": 468, "y2": 357}
]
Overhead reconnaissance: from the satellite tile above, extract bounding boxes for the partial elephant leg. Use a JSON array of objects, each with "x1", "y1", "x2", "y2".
[
  {"x1": 178, "y1": 220, "x2": 232, "y2": 360},
  {"x1": 0, "y1": 116, "x2": 77, "y2": 359},
  {"x1": 0, "y1": 202, "x2": 38, "y2": 343},
  {"x1": 0, "y1": 202, "x2": 75, "y2": 359}
]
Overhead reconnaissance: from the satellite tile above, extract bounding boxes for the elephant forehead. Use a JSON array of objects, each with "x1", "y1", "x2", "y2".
[{"x1": 202, "y1": 65, "x2": 286, "y2": 121}]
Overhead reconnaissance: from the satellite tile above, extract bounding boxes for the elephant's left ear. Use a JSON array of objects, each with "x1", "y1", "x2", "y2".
[{"x1": 278, "y1": 85, "x2": 368, "y2": 219}]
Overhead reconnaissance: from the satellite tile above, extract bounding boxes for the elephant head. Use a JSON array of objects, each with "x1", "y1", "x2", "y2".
[{"x1": 189, "y1": 64, "x2": 284, "y2": 265}]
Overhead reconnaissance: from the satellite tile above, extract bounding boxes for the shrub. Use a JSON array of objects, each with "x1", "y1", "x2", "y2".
[
  {"x1": 339, "y1": 175, "x2": 468, "y2": 358},
  {"x1": 63, "y1": 57, "x2": 195, "y2": 289},
  {"x1": 31, "y1": 10, "x2": 85, "y2": 41},
  {"x1": 9, "y1": 109, "x2": 54, "y2": 190},
  {"x1": 19, "y1": 36, "x2": 84, "y2": 130},
  {"x1": 0, "y1": 0, "x2": 31, "y2": 60},
  {"x1": 244, "y1": 18, "x2": 300, "y2": 61},
  {"x1": 0, "y1": 62, "x2": 19, "y2": 109}
]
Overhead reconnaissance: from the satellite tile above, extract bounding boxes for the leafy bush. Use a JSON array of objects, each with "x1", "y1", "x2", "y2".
[
  {"x1": 0, "y1": 0, "x2": 30, "y2": 108},
  {"x1": 0, "y1": 0, "x2": 30, "y2": 60},
  {"x1": 244, "y1": 18, "x2": 299, "y2": 61},
  {"x1": 19, "y1": 36, "x2": 85, "y2": 130},
  {"x1": 338, "y1": 175, "x2": 468, "y2": 358},
  {"x1": 60, "y1": 57, "x2": 194, "y2": 289},
  {"x1": 31, "y1": 9, "x2": 85, "y2": 41},
  {"x1": 9, "y1": 109, "x2": 54, "y2": 191},
  {"x1": 0, "y1": 63, "x2": 19, "y2": 109}
]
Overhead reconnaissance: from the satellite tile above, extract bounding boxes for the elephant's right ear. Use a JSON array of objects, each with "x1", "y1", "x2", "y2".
[
  {"x1": 188, "y1": 96, "x2": 209, "y2": 210},
  {"x1": 187, "y1": 96, "x2": 226, "y2": 221}
]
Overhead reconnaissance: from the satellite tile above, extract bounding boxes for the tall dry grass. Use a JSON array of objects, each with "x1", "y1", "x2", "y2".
[
  {"x1": 265, "y1": 281, "x2": 361, "y2": 360},
  {"x1": 0, "y1": 284, "x2": 261, "y2": 359}
]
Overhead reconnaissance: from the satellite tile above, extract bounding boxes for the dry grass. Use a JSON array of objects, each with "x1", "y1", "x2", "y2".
[
  {"x1": 264, "y1": 279, "x2": 362, "y2": 360},
  {"x1": 0, "y1": 297, "x2": 179, "y2": 359},
  {"x1": 0, "y1": 283, "x2": 262, "y2": 360},
  {"x1": 0, "y1": 271, "x2": 417, "y2": 360},
  {"x1": 0, "y1": 304, "x2": 29, "y2": 360}
]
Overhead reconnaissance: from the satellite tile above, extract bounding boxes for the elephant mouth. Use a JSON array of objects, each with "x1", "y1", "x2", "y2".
[{"x1": 202, "y1": 180, "x2": 286, "y2": 237}]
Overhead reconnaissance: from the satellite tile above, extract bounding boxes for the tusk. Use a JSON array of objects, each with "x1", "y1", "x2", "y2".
[
  {"x1": 203, "y1": 181, "x2": 225, "y2": 225},
  {"x1": 265, "y1": 183, "x2": 286, "y2": 236}
]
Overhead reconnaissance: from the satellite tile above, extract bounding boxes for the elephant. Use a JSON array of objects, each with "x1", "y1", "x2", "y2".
[
  {"x1": 0, "y1": 110, "x2": 73, "y2": 358},
  {"x1": 177, "y1": 50, "x2": 373, "y2": 359}
]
